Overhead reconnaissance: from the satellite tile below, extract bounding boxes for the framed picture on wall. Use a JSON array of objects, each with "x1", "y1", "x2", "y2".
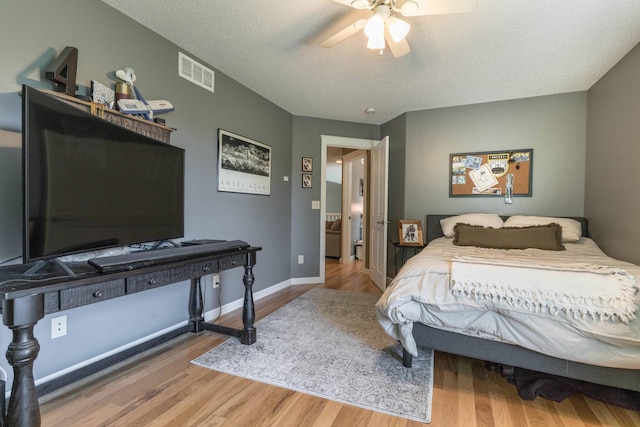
[
  {"x1": 302, "y1": 157, "x2": 313, "y2": 172},
  {"x1": 449, "y1": 148, "x2": 533, "y2": 197},
  {"x1": 217, "y1": 129, "x2": 271, "y2": 195},
  {"x1": 302, "y1": 174, "x2": 312, "y2": 188}
]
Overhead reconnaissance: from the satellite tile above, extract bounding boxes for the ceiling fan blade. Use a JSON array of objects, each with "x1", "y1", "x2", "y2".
[
  {"x1": 331, "y1": 0, "x2": 372, "y2": 9},
  {"x1": 385, "y1": 32, "x2": 411, "y2": 58},
  {"x1": 319, "y1": 19, "x2": 368, "y2": 48},
  {"x1": 398, "y1": 0, "x2": 478, "y2": 17}
]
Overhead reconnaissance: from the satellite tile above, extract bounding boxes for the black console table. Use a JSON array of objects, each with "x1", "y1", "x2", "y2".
[{"x1": 0, "y1": 241, "x2": 261, "y2": 427}]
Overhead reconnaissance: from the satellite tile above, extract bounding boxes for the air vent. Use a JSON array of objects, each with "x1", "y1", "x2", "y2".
[{"x1": 178, "y1": 52, "x2": 214, "y2": 93}]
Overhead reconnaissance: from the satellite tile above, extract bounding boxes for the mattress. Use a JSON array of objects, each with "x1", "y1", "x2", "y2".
[{"x1": 376, "y1": 237, "x2": 640, "y2": 369}]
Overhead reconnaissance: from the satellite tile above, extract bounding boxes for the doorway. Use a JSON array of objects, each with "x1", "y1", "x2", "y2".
[
  {"x1": 324, "y1": 147, "x2": 367, "y2": 265},
  {"x1": 340, "y1": 149, "x2": 366, "y2": 264},
  {"x1": 319, "y1": 135, "x2": 388, "y2": 286}
]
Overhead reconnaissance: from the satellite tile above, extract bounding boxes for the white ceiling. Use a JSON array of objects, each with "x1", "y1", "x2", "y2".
[{"x1": 102, "y1": 0, "x2": 640, "y2": 125}]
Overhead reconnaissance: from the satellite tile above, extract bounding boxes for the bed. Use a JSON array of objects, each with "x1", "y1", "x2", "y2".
[{"x1": 376, "y1": 214, "x2": 640, "y2": 392}]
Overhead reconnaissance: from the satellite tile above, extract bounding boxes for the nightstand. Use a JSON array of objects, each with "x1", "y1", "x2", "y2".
[{"x1": 391, "y1": 241, "x2": 425, "y2": 274}]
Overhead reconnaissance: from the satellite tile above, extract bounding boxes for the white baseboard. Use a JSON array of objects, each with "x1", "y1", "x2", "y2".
[
  {"x1": 203, "y1": 278, "x2": 292, "y2": 321},
  {"x1": 34, "y1": 321, "x2": 189, "y2": 389},
  {"x1": 290, "y1": 276, "x2": 322, "y2": 285},
  {"x1": 32, "y1": 278, "x2": 295, "y2": 393}
]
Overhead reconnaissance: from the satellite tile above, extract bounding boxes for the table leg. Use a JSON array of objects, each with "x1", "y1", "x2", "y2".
[
  {"x1": 2, "y1": 294, "x2": 45, "y2": 427},
  {"x1": 188, "y1": 277, "x2": 204, "y2": 333},
  {"x1": 191, "y1": 252, "x2": 257, "y2": 345},
  {"x1": 240, "y1": 254, "x2": 256, "y2": 345}
]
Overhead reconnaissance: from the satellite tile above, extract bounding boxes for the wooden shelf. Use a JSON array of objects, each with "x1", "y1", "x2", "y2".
[{"x1": 41, "y1": 89, "x2": 173, "y2": 144}]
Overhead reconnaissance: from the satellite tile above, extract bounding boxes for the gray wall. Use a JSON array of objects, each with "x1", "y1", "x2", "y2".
[
  {"x1": 402, "y1": 93, "x2": 588, "y2": 220},
  {"x1": 326, "y1": 182, "x2": 342, "y2": 213},
  {"x1": 0, "y1": 0, "x2": 293, "y2": 388},
  {"x1": 586, "y1": 43, "x2": 640, "y2": 264},
  {"x1": 381, "y1": 114, "x2": 407, "y2": 276},
  {"x1": 291, "y1": 116, "x2": 379, "y2": 278}
]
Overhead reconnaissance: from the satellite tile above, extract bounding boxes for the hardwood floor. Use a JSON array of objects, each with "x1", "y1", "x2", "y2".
[{"x1": 39, "y1": 258, "x2": 639, "y2": 426}]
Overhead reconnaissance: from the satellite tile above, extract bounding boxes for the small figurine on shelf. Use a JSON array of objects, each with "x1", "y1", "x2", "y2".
[{"x1": 114, "y1": 67, "x2": 174, "y2": 121}]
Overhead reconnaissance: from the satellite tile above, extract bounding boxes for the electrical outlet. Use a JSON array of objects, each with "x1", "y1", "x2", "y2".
[
  {"x1": 51, "y1": 315, "x2": 67, "y2": 339},
  {"x1": 298, "y1": 255, "x2": 304, "y2": 264},
  {"x1": 212, "y1": 274, "x2": 220, "y2": 288}
]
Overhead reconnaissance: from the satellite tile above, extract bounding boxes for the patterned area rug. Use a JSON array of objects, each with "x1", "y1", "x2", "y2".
[{"x1": 192, "y1": 287, "x2": 433, "y2": 423}]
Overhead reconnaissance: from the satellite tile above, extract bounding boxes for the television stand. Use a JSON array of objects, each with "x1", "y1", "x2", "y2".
[
  {"x1": 0, "y1": 241, "x2": 261, "y2": 427},
  {"x1": 23, "y1": 258, "x2": 76, "y2": 277}
]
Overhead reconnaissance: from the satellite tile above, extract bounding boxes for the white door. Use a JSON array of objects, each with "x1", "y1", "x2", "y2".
[{"x1": 368, "y1": 136, "x2": 389, "y2": 291}]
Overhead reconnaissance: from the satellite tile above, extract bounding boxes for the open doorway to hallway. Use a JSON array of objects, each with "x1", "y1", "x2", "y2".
[
  {"x1": 319, "y1": 135, "x2": 387, "y2": 288},
  {"x1": 324, "y1": 146, "x2": 367, "y2": 266}
]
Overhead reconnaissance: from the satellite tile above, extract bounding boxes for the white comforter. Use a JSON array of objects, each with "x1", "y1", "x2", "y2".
[{"x1": 376, "y1": 237, "x2": 640, "y2": 369}]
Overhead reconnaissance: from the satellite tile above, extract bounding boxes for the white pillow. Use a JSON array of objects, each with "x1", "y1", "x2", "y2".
[
  {"x1": 440, "y1": 214, "x2": 504, "y2": 238},
  {"x1": 503, "y1": 215, "x2": 582, "y2": 242}
]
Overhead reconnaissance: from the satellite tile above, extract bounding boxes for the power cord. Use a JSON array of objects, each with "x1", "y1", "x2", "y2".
[
  {"x1": 0, "y1": 265, "x2": 98, "y2": 287},
  {"x1": 0, "y1": 255, "x2": 22, "y2": 265},
  {"x1": 0, "y1": 275, "x2": 79, "y2": 287},
  {"x1": 198, "y1": 276, "x2": 222, "y2": 323},
  {"x1": 210, "y1": 278, "x2": 222, "y2": 323}
]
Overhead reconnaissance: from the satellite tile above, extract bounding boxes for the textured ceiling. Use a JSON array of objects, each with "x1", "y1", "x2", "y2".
[{"x1": 102, "y1": 0, "x2": 640, "y2": 124}]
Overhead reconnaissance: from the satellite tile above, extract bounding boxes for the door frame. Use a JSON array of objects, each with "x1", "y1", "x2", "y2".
[
  {"x1": 341, "y1": 149, "x2": 366, "y2": 264},
  {"x1": 320, "y1": 135, "x2": 378, "y2": 283}
]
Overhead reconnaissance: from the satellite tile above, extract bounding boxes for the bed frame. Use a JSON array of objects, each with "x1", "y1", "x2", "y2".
[{"x1": 401, "y1": 214, "x2": 640, "y2": 392}]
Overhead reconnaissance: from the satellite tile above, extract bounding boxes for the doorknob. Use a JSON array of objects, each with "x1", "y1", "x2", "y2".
[{"x1": 376, "y1": 220, "x2": 388, "y2": 225}]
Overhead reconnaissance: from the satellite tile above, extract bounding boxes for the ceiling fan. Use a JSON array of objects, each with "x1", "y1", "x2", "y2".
[{"x1": 319, "y1": 0, "x2": 478, "y2": 57}]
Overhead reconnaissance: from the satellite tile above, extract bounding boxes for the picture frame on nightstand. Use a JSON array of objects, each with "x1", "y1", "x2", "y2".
[{"x1": 398, "y1": 219, "x2": 423, "y2": 246}]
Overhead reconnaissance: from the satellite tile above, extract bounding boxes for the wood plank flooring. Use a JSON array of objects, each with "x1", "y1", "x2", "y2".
[{"x1": 39, "y1": 258, "x2": 640, "y2": 426}]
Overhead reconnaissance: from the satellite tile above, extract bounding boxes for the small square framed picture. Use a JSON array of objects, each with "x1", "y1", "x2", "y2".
[
  {"x1": 302, "y1": 157, "x2": 313, "y2": 172},
  {"x1": 398, "y1": 219, "x2": 424, "y2": 246},
  {"x1": 302, "y1": 174, "x2": 312, "y2": 188}
]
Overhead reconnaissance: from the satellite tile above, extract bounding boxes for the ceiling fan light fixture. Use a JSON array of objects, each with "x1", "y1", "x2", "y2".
[
  {"x1": 387, "y1": 16, "x2": 410, "y2": 42},
  {"x1": 366, "y1": 36, "x2": 385, "y2": 50},
  {"x1": 364, "y1": 12, "x2": 384, "y2": 40},
  {"x1": 400, "y1": 0, "x2": 420, "y2": 17},
  {"x1": 350, "y1": 0, "x2": 370, "y2": 9}
]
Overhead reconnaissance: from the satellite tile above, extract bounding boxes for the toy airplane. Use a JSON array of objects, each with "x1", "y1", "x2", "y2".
[{"x1": 115, "y1": 67, "x2": 174, "y2": 119}]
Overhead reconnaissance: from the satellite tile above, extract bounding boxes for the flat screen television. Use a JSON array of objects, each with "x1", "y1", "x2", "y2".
[{"x1": 22, "y1": 85, "x2": 185, "y2": 264}]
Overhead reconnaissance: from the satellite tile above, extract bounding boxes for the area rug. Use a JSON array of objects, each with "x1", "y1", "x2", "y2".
[{"x1": 192, "y1": 287, "x2": 433, "y2": 423}]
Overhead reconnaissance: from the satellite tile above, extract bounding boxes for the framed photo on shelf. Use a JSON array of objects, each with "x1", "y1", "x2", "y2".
[
  {"x1": 217, "y1": 129, "x2": 271, "y2": 195},
  {"x1": 398, "y1": 219, "x2": 423, "y2": 246},
  {"x1": 302, "y1": 157, "x2": 313, "y2": 172},
  {"x1": 302, "y1": 174, "x2": 312, "y2": 188}
]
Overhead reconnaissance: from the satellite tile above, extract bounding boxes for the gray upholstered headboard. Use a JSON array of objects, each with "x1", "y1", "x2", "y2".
[{"x1": 425, "y1": 214, "x2": 589, "y2": 244}]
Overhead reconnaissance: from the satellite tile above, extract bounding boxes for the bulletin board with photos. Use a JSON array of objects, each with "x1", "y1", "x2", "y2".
[{"x1": 449, "y1": 149, "x2": 533, "y2": 197}]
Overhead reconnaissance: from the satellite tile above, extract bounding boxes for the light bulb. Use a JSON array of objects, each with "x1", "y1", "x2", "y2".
[
  {"x1": 364, "y1": 13, "x2": 384, "y2": 40},
  {"x1": 367, "y1": 36, "x2": 385, "y2": 50},
  {"x1": 387, "y1": 16, "x2": 410, "y2": 43}
]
